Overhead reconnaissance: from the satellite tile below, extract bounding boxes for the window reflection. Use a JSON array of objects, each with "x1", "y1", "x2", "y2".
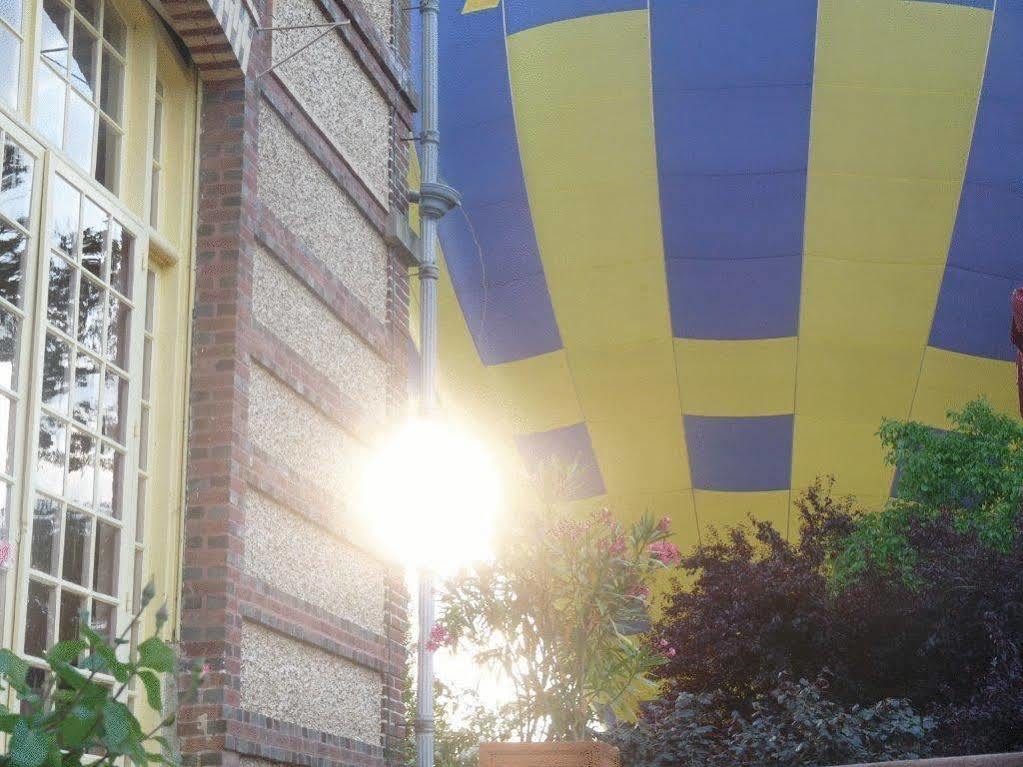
[
  {"x1": 0, "y1": 223, "x2": 25, "y2": 307},
  {"x1": 70, "y1": 17, "x2": 96, "y2": 99},
  {"x1": 0, "y1": 308, "x2": 17, "y2": 389},
  {"x1": 30, "y1": 497, "x2": 61, "y2": 574},
  {"x1": 35, "y1": 0, "x2": 127, "y2": 189},
  {"x1": 42, "y1": 334, "x2": 70, "y2": 413},
  {"x1": 1, "y1": 139, "x2": 34, "y2": 227}
]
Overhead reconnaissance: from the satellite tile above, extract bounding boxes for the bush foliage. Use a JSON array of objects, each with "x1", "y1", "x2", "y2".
[
  {"x1": 0, "y1": 585, "x2": 202, "y2": 767},
  {"x1": 608, "y1": 675, "x2": 934, "y2": 767},
  {"x1": 639, "y1": 400, "x2": 1023, "y2": 759}
]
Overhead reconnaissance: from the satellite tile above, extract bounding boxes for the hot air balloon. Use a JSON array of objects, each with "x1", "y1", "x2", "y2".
[{"x1": 409, "y1": 0, "x2": 1023, "y2": 545}]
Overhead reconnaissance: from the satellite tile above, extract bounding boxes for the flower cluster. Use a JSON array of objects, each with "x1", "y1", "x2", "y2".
[
  {"x1": 656, "y1": 637, "x2": 677, "y2": 658},
  {"x1": 648, "y1": 540, "x2": 682, "y2": 567},
  {"x1": 629, "y1": 583, "x2": 652, "y2": 600},
  {"x1": 426, "y1": 622, "x2": 452, "y2": 653}
]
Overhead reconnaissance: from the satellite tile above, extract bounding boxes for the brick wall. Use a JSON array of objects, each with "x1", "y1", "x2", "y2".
[{"x1": 161, "y1": 0, "x2": 416, "y2": 764}]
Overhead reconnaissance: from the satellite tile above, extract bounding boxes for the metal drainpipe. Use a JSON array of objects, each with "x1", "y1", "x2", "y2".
[{"x1": 415, "y1": 3, "x2": 460, "y2": 767}]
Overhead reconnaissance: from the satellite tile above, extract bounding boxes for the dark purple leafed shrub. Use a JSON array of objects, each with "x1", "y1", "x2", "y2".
[{"x1": 646, "y1": 473, "x2": 1023, "y2": 758}]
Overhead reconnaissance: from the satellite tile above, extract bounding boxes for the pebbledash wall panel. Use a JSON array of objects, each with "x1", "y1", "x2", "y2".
[{"x1": 161, "y1": 0, "x2": 416, "y2": 765}]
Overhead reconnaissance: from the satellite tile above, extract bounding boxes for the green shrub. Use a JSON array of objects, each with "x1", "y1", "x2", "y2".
[{"x1": 0, "y1": 584, "x2": 202, "y2": 767}]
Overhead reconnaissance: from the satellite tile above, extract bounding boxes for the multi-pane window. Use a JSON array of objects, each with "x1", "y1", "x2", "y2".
[
  {"x1": 130, "y1": 268, "x2": 153, "y2": 624},
  {"x1": 35, "y1": 0, "x2": 126, "y2": 192},
  {"x1": 0, "y1": 0, "x2": 24, "y2": 110},
  {"x1": 0, "y1": 130, "x2": 34, "y2": 622},
  {"x1": 24, "y1": 171, "x2": 138, "y2": 669},
  {"x1": 149, "y1": 83, "x2": 162, "y2": 228}
]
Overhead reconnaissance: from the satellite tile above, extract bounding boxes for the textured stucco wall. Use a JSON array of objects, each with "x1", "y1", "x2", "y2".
[
  {"x1": 361, "y1": 0, "x2": 391, "y2": 39},
  {"x1": 271, "y1": 0, "x2": 390, "y2": 202},
  {"x1": 247, "y1": 364, "x2": 370, "y2": 505},
  {"x1": 244, "y1": 490, "x2": 386, "y2": 632},
  {"x1": 241, "y1": 621, "x2": 384, "y2": 743},
  {"x1": 253, "y1": 245, "x2": 388, "y2": 419},
  {"x1": 258, "y1": 100, "x2": 388, "y2": 320}
]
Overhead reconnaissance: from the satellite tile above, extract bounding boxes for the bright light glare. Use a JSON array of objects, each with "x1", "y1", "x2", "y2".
[{"x1": 359, "y1": 417, "x2": 501, "y2": 573}]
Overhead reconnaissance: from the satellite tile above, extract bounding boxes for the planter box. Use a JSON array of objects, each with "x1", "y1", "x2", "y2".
[{"x1": 479, "y1": 742, "x2": 620, "y2": 767}]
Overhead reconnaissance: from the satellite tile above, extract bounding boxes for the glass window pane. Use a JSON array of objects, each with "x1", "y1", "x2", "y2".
[
  {"x1": 95, "y1": 118, "x2": 118, "y2": 193},
  {"x1": 152, "y1": 96, "x2": 161, "y2": 158},
  {"x1": 36, "y1": 63, "x2": 67, "y2": 149},
  {"x1": 0, "y1": 307, "x2": 17, "y2": 390},
  {"x1": 0, "y1": 0, "x2": 21, "y2": 31},
  {"x1": 50, "y1": 176, "x2": 79, "y2": 257},
  {"x1": 42, "y1": 333, "x2": 70, "y2": 413},
  {"x1": 75, "y1": 0, "x2": 98, "y2": 27},
  {"x1": 69, "y1": 18, "x2": 96, "y2": 99},
  {"x1": 0, "y1": 221, "x2": 26, "y2": 307},
  {"x1": 149, "y1": 166, "x2": 158, "y2": 228},
  {"x1": 1, "y1": 138, "x2": 34, "y2": 227},
  {"x1": 105, "y1": 294, "x2": 127, "y2": 368},
  {"x1": 92, "y1": 519, "x2": 117, "y2": 595},
  {"x1": 96, "y1": 440, "x2": 121, "y2": 517},
  {"x1": 144, "y1": 269, "x2": 153, "y2": 331},
  {"x1": 138, "y1": 406, "x2": 147, "y2": 471},
  {"x1": 65, "y1": 89, "x2": 95, "y2": 172},
  {"x1": 67, "y1": 428, "x2": 95, "y2": 507},
  {"x1": 25, "y1": 579, "x2": 55, "y2": 657},
  {"x1": 62, "y1": 507, "x2": 90, "y2": 584},
  {"x1": 134, "y1": 475, "x2": 145, "y2": 543},
  {"x1": 36, "y1": 414, "x2": 67, "y2": 495},
  {"x1": 58, "y1": 588, "x2": 84, "y2": 642},
  {"x1": 77, "y1": 276, "x2": 102, "y2": 355},
  {"x1": 0, "y1": 31, "x2": 19, "y2": 110},
  {"x1": 0, "y1": 394, "x2": 12, "y2": 474},
  {"x1": 101, "y1": 369, "x2": 123, "y2": 441},
  {"x1": 102, "y1": 5, "x2": 124, "y2": 53},
  {"x1": 99, "y1": 48, "x2": 121, "y2": 120},
  {"x1": 72, "y1": 349, "x2": 99, "y2": 428},
  {"x1": 79, "y1": 195, "x2": 105, "y2": 278},
  {"x1": 141, "y1": 338, "x2": 150, "y2": 400},
  {"x1": 109, "y1": 224, "x2": 130, "y2": 295},
  {"x1": 29, "y1": 497, "x2": 61, "y2": 574},
  {"x1": 41, "y1": 0, "x2": 70, "y2": 73},
  {"x1": 46, "y1": 254, "x2": 73, "y2": 333},
  {"x1": 90, "y1": 599, "x2": 115, "y2": 643}
]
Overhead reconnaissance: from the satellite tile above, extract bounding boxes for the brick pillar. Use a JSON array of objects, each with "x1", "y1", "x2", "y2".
[{"x1": 175, "y1": 21, "x2": 268, "y2": 767}]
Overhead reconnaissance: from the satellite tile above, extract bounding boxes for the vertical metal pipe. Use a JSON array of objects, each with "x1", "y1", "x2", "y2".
[{"x1": 416, "y1": 3, "x2": 441, "y2": 767}]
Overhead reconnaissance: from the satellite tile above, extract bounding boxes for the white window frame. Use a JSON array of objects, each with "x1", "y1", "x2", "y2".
[{"x1": 6, "y1": 138, "x2": 150, "y2": 685}]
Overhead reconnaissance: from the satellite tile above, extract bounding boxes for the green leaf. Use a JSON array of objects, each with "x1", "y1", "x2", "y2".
[
  {"x1": 50, "y1": 661, "x2": 87, "y2": 691},
  {"x1": 0, "y1": 711, "x2": 21, "y2": 733},
  {"x1": 46, "y1": 640, "x2": 87, "y2": 666},
  {"x1": 138, "y1": 670, "x2": 163, "y2": 712},
  {"x1": 138, "y1": 638, "x2": 175, "y2": 674},
  {"x1": 0, "y1": 649, "x2": 29, "y2": 690},
  {"x1": 57, "y1": 704, "x2": 98, "y2": 748},
  {"x1": 101, "y1": 700, "x2": 135, "y2": 749},
  {"x1": 10, "y1": 719, "x2": 52, "y2": 767}
]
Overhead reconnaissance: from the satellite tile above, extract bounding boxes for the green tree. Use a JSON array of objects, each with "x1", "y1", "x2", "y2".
[{"x1": 835, "y1": 398, "x2": 1023, "y2": 585}]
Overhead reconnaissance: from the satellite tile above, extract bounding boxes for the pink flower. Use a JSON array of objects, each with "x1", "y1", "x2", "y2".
[
  {"x1": 426, "y1": 623, "x2": 451, "y2": 653},
  {"x1": 657, "y1": 516, "x2": 671, "y2": 533},
  {"x1": 202, "y1": 663, "x2": 212, "y2": 675},
  {"x1": 658, "y1": 638, "x2": 669, "y2": 649},
  {"x1": 666, "y1": 647, "x2": 677, "y2": 658},
  {"x1": 607, "y1": 536, "x2": 626, "y2": 556},
  {"x1": 648, "y1": 540, "x2": 681, "y2": 567},
  {"x1": 628, "y1": 584, "x2": 651, "y2": 600}
]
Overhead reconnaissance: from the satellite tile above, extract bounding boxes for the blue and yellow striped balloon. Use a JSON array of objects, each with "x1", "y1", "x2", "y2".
[{"x1": 415, "y1": 0, "x2": 1023, "y2": 544}]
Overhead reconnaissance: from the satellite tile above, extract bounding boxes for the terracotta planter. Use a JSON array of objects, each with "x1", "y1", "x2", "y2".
[{"x1": 479, "y1": 742, "x2": 620, "y2": 767}]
